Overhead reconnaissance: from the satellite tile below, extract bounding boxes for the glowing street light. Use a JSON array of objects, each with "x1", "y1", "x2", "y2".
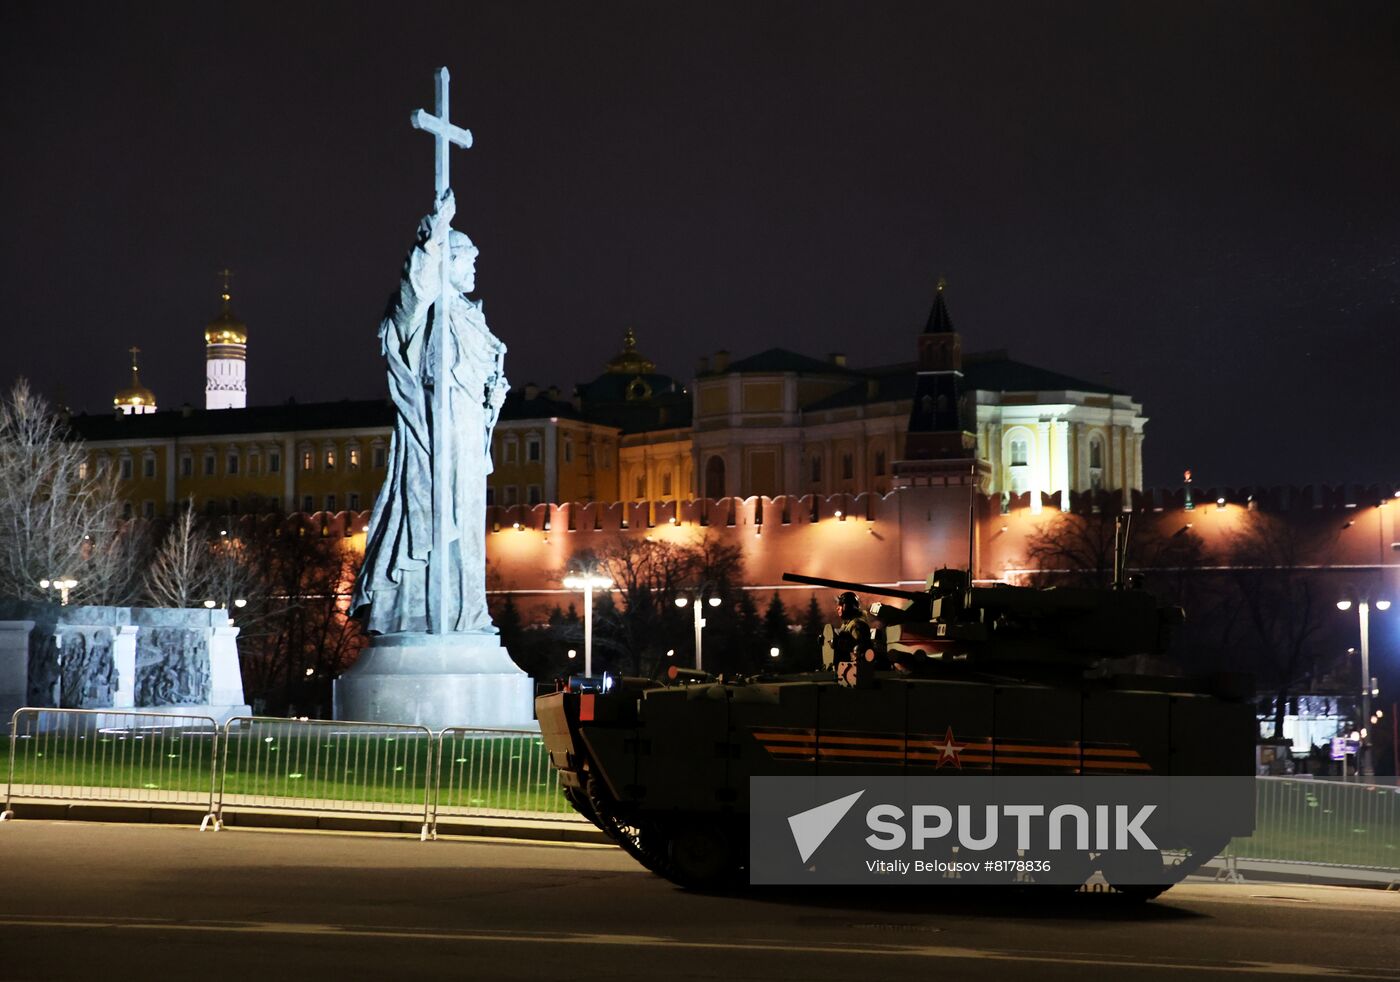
[
  {"x1": 39, "y1": 577, "x2": 79, "y2": 606},
  {"x1": 675, "y1": 588, "x2": 723, "y2": 671},
  {"x1": 1338, "y1": 595, "x2": 1390, "y2": 776},
  {"x1": 563, "y1": 571, "x2": 612, "y2": 678}
]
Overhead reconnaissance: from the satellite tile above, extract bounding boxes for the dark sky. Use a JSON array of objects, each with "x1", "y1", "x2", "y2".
[{"x1": 2, "y1": 1, "x2": 1396, "y2": 489}]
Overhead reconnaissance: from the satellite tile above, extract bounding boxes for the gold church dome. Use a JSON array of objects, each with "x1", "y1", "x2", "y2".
[
  {"x1": 113, "y1": 347, "x2": 157, "y2": 413},
  {"x1": 604, "y1": 328, "x2": 656, "y2": 375},
  {"x1": 205, "y1": 273, "x2": 247, "y2": 346}
]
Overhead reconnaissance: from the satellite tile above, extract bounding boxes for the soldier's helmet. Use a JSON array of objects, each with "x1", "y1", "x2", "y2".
[{"x1": 836, "y1": 591, "x2": 861, "y2": 613}]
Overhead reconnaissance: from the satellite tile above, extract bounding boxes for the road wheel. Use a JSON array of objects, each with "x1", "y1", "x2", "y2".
[{"x1": 668, "y1": 820, "x2": 737, "y2": 889}]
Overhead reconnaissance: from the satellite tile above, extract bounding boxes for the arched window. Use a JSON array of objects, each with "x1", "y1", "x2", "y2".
[
  {"x1": 1010, "y1": 439, "x2": 1028, "y2": 466},
  {"x1": 704, "y1": 455, "x2": 725, "y2": 499},
  {"x1": 1089, "y1": 436, "x2": 1104, "y2": 469}
]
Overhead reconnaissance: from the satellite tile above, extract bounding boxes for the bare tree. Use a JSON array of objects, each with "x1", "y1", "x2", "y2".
[
  {"x1": 1225, "y1": 511, "x2": 1341, "y2": 739},
  {"x1": 144, "y1": 505, "x2": 206, "y2": 608},
  {"x1": 0, "y1": 380, "x2": 139, "y2": 604}
]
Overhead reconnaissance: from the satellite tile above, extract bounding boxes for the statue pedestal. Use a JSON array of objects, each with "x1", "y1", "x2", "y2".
[{"x1": 333, "y1": 632, "x2": 535, "y2": 731}]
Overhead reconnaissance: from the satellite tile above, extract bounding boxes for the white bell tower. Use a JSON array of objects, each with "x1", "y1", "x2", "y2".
[{"x1": 205, "y1": 269, "x2": 247, "y2": 410}]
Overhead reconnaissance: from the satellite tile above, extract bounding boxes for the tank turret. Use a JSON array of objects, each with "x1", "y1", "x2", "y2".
[{"x1": 782, "y1": 570, "x2": 1184, "y2": 670}]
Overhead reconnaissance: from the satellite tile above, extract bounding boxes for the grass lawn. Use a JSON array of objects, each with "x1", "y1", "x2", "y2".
[{"x1": 2, "y1": 721, "x2": 572, "y2": 816}]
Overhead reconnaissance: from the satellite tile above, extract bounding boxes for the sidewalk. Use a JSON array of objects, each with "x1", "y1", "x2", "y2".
[{"x1": 1, "y1": 794, "x2": 612, "y2": 845}]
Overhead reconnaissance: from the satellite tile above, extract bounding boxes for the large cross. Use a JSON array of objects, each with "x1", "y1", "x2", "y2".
[{"x1": 411, "y1": 67, "x2": 473, "y2": 634}]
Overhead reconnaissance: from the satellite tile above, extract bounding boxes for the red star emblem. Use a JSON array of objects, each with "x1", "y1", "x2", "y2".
[{"x1": 933, "y1": 726, "x2": 966, "y2": 770}]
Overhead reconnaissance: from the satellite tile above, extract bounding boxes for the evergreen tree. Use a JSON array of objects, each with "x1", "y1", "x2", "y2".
[
  {"x1": 734, "y1": 589, "x2": 764, "y2": 673},
  {"x1": 763, "y1": 592, "x2": 790, "y2": 666},
  {"x1": 800, "y1": 595, "x2": 827, "y2": 670}
]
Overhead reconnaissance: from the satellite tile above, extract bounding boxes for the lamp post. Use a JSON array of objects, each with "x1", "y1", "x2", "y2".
[
  {"x1": 1338, "y1": 597, "x2": 1390, "y2": 777},
  {"x1": 39, "y1": 577, "x2": 78, "y2": 606},
  {"x1": 563, "y1": 572, "x2": 612, "y2": 677},
  {"x1": 675, "y1": 588, "x2": 723, "y2": 672}
]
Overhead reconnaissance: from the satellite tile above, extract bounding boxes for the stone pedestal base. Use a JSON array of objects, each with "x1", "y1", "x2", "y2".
[{"x1": 333, "y1": 632, "x2": 535, "y2": 731}]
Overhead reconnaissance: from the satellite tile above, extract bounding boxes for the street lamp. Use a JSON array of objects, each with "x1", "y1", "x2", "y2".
[
  {"x1": 39, "y1": 578, "x2": 78, "y2": 606},
  {"x1": 563, "y1": 571, "x2": 611, "y2": 678},
  {"x1": 675, "y1": 588, "x2": 723, "y2": 672},
  {"x1": 1338, "y1": 596, "x2": 1390, "y2": 776}
]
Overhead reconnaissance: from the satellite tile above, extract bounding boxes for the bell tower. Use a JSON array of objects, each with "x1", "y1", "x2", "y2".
[{"x1": 205, "y1": 270, "x2": 247, "y2": 410}]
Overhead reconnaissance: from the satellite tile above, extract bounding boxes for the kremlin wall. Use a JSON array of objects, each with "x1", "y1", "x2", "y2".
[{"x1": 224, "y1": 483, "x2": 1400, "y2": 621}]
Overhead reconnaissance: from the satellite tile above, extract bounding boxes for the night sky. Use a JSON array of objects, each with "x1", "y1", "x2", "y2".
[{"x1": 3, "y1": 2, "x2": 1396, "y2": 489}]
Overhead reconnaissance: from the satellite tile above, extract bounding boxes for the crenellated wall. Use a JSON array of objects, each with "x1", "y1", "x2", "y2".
[{"x1": 232, "y1": 482, "x2": 1400, "y2": 620}]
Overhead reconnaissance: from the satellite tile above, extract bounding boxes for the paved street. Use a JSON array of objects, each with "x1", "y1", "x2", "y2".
[{"x1": 0, "y1": 821, "x2": 1397, "y2": 981}]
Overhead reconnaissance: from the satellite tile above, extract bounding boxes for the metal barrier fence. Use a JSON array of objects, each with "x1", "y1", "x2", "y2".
[
  {"x1": 217, "y1": 716, "x2": 436, "y2": 838},
  {"x1": 10, "y1": 708, "x2": 1394, "y2": 878},
  {"x1": 433, "y1": 727, "x2": 575, "y2": 830},
  {"x1": 1, "y1": 708, "x2": 219, "y2": 826},
  {"x1": 1226, "y1": 776, "x2": 1400, "y2": 872}
]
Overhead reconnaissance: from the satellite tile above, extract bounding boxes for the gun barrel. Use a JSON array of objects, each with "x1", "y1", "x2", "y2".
[{"x1": 781, "y1": 572, "x2": 928, "y2": 602}]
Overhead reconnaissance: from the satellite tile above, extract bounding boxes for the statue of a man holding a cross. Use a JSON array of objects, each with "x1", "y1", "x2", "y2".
[{"x1": 352, "y1": 68, "x2": 508, "y2": 637}]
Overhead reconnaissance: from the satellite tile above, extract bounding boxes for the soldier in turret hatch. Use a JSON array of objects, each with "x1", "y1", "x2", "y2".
[{"x1": 828, "y1": 591, "x2": 875, "y2": 686}]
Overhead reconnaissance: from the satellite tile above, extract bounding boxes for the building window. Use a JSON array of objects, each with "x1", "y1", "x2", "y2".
[
  {"x1": 204, "y1": 453, "x2": 216, "y2": 476},
  {"x1": 841, "y1": 453, "x2": 854, "y2": 481},
  {"x1": 635, "y1": 475, "x2": 647, "y2": 499},
  {"x1": 120, "y1": 457, "x2": 133, "y2": 480},
  {"x1": 179, "y1": 454, "x2": 192, "y2": 477},
  {"x1": 563, "y1": 436, "x2": 573, "y2": 464},
  {"x1": 301, "y1": 449, "x2": 314, "y2": 472},
  {"x1": 325, "y1": 494, "x2": 337, "y2": 512},
  {"x1": 1089, "y1": 437, "x2": 1104, "y2": 470},
  {"x1": 324, "y1": 448, "x2": 336, "y2": 470},
  {"x1": 505, "y1": 439, "x2": 518, "y2": 464},
  {"x1": 143, "y1": 501, "x2": 156, "y2": 519},
  {"x1": 661, "y1": 471, "x2": 673, "y2": 496},
  {"x1": 1010, "y1": 439, "x2": 1028, "y2": 467},
  {"x1": 268, "y1": 450, "x2": 281, "y2": 474},
  {"x1": 527, "y1": 485, "x2": 542, "y2": 505},
  {"x1": 143, "y1": 456, "x2": 156, "y2": 479},
  {"x1": 122, "y1": 502, "x2": 133, "y2": 519},
  {"x1": 302, "y1": 495, "x2": 314, "y2": 512},
  {"x1": 874, "y1": 450, "x2": 886, "y2": 476},
  {"x1": 503, "y1": 485, "x2": 519, "y2": 505},
  {"x1": 372, "y1": 445, "x2": 386, "y2": 469},
  {"x1": 600, "y1": 445, "x2": 612, "y2": 469},
  {"x1": 704, "y1": 456, "x2": 725, "y2": 499},
  {"x1": 227, "y1": 452, "x2": 239, "y2": 475},
  {"x1": 526, "y1": 437, "x2": 541, "y2": 463},
  {"x1": 79, "y1": 460, "x2": 89, "y2": 480},
  {"x1": 348, "y1": 447, "x2": 360, "y2": 470},
  {"x1": 810, "y1": 455, "x2": 822, "y2": 483},
  {"x1": 348, "y1": 492, "x2": 360, "y2": 511},
  {"x1": 248, "y1": 451, "x2": 260, "y2": 476}
]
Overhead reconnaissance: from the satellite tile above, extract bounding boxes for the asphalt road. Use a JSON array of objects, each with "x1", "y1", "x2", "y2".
[{"x1": 0, "y1": 821, "x2": 1397, "y2": 982}]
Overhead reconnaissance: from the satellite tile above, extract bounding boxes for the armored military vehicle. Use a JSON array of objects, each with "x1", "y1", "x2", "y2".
[{"x1": 536, "y1": 562, "x2": 1255, "y2": 898}]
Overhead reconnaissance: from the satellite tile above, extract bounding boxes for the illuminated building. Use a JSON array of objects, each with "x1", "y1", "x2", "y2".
[
  {"x1": 689, "y1": 285, "x2": 1146, "y2": 502},
  {"x1": 205, "y1": 273, "x2": 247, "y2": 410},
  {"x1": 577, "y1": 329, "x2": 692, "y2": 506},
  {"x1": 112, "y1": 346, "x2": 158, "y2": 415},
  {"x1": 74, "y1": 287, "x2": 1141, "y2": 515}
]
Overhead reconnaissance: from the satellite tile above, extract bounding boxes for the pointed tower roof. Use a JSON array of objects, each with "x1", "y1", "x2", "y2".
[
  {"x1": 205, "y1": 269, "x2": 247, "y2": 345},
  {"x1": 113, "y1": 345, "x2": 158, "y2": 412},
  {"x1": 923, "y1": 277, "x2": 954, "y2": 334}
]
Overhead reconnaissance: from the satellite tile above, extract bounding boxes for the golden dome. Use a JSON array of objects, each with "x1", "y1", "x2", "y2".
[
  {"x1": 205, "y1": 272, "x2": 247, "y2": 346},
  {"x1": 604, "y1": 328, "x2": 656, "y2": 375},
  {"x1": 114, "y1": 346, "x2": 157, "y2": 412}
]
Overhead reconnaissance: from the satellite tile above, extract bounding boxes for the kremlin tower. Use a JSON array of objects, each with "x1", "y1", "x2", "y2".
[{"x1": 205, "y1": 271, "x2": 247, "y2": 410}]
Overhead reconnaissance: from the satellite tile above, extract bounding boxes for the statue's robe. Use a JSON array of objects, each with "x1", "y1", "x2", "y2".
[{"x1": 352, "y1": 228, "x2": 508, "y2": 634}]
